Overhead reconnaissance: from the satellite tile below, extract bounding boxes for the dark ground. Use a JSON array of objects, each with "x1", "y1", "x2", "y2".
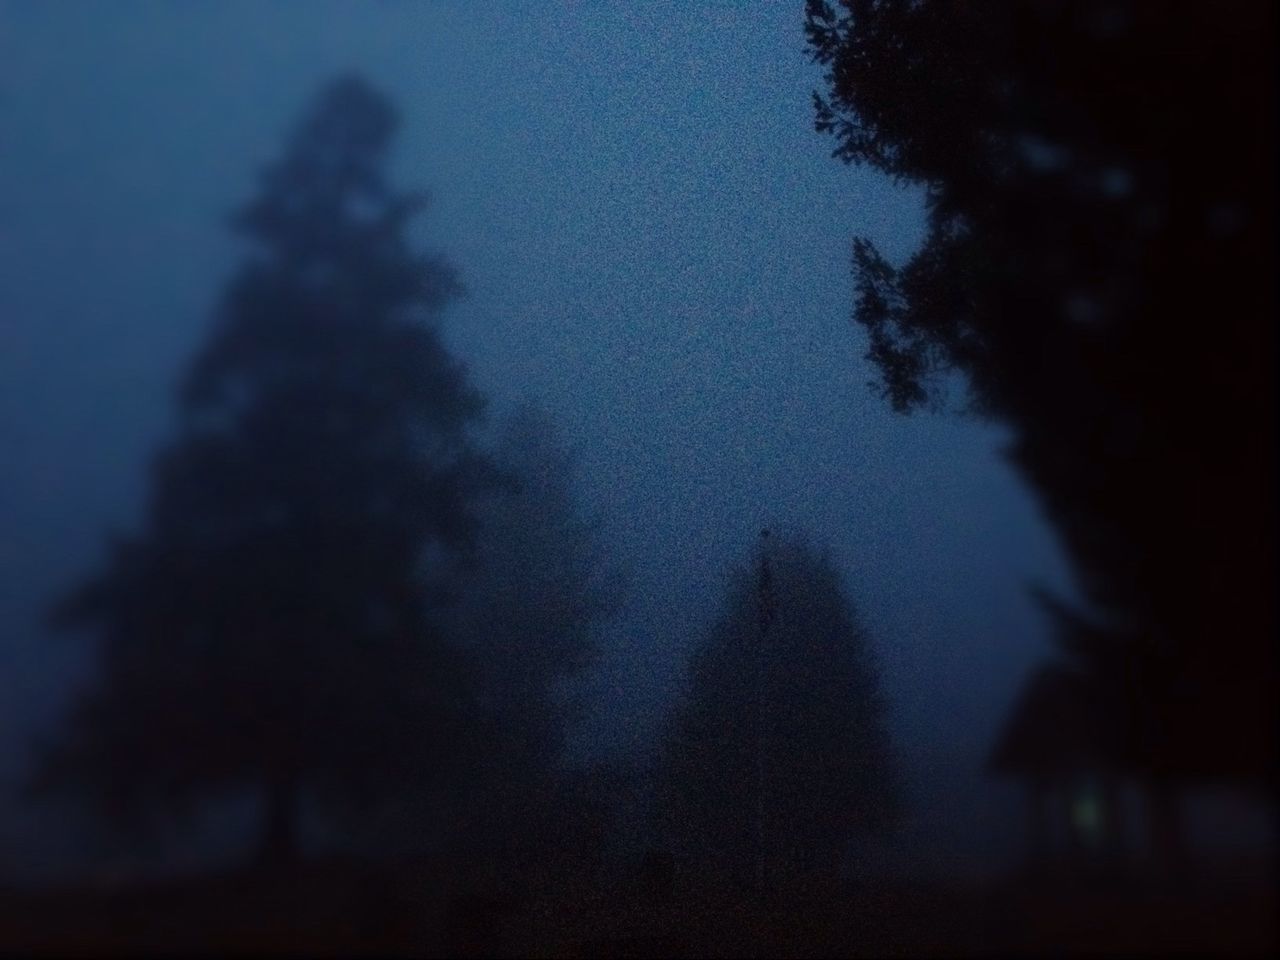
[{"x1": 0, "y1": 857, "x2": 1273, "y2": 957}]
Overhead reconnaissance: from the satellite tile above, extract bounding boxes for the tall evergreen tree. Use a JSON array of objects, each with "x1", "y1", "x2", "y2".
[
  {"x1": 31, "y1": 76, "x2": 490, "y2": 863},
  {"x1": 656, "y1": 532, "x2": 898, "y2": 886},
  {"x1": 806, "y1": 0, "x2": 1276, "y2": 794}
]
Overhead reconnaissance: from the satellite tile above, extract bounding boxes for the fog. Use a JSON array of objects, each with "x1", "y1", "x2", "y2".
[{"x1": 1, "y1": 2, "x2": 1272, "y2": 956}]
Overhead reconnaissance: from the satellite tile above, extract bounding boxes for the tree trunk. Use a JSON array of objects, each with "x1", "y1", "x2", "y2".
[{"x1": 258, "y1": 771, "x2": 301, "y2": 867}]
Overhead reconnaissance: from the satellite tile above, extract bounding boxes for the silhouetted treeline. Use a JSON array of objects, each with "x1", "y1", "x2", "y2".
[
  {"x1": 9, "y1": 2, "x2": 1275, "y2": 950},
  {"x1": 17, "y1": 74, "x2": 908, "y2": 941},
  {"x1": 26, "y1": 78, "x2": 904, "y2": 925}
]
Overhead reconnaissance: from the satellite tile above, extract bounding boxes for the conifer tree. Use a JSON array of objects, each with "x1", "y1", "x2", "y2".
[
  {"x1": 32, "y1": 76, "x2": 490, "y2": 863},
  {"x1": 657, "y1": 532, "x2": 897, "y2": 885}
]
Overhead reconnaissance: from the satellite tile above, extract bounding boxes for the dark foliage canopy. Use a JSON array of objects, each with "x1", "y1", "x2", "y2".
[{"x1": 807, "y1": 0, "x2": 1277, "y2": 788}]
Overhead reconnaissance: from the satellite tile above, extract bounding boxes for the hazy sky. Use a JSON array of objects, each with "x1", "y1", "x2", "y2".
[{"x1": 1, "y1": 1, "x2": 1074, "y2": 875}]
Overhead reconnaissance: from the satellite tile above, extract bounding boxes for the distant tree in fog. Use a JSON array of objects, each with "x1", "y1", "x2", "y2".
[
  {"x1": 30, "y1": 75, "x2": 491, "y2": 863},
  {"x1": 431, "y1": 402, "x2": 624, "y2": 873},
  {"x1": 655, "y1": 532, "x2": 898, "y2": 885}
]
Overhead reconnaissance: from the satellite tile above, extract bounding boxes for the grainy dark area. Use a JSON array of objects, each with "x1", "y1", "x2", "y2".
[{"x1": 1, "y1": 2, "x2": 1274, "y2": 956}]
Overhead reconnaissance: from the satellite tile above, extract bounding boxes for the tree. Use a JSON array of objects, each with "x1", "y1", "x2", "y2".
[
  {"x1": 806, "y1": 1, "x2": 1276, "y2": 793},
  {"x1": 436, "y1": 402, "x2": 622, "y2": 875},
  {"x1": 30, "y1": 75, "x2": 491, "y2": 864},
  {"x1": 656, "y1": 531, "x2": 898, "y2": 887}
]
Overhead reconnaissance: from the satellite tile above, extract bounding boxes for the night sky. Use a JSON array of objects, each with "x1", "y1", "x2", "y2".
[{"x1": 1, "y1": 1, "x2": 1074, "y2": 876}]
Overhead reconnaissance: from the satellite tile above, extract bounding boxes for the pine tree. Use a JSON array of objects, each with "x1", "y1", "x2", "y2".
[
  {"x1": 656, "y1": 531, "x2": 898, "y2": 886},
  {"x1": 31, "y1": 76, "x2": 490, "y2": 864}
]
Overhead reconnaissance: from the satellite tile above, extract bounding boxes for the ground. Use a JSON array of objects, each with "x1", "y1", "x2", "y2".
[{"x1": 0, "y1": 858, "x2": 1273, "y2": 957}]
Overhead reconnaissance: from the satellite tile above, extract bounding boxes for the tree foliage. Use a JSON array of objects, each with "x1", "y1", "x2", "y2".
[
  {"x1": 807, "y1": 0, "x2": 1276, "y2": 787},
  {"x1": 32, "y1": 75, "x2": 492, "y2": 859},
  {"x1": 439, "y1": 402, "x2": 622, "y2": 870},
  {"x1": 656, "y1": 532, "x2": 898, "y2": 884}
]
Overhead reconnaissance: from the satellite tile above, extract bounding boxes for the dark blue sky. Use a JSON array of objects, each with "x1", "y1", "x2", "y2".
[{"x1": 1, "y1": 1, "x2": 1074, "y2": 875}]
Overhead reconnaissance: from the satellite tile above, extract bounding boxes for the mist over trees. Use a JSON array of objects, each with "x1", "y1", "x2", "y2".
[
  {"x1": 806, "y1": 0, "x2": 1277, "y2": 803},
  {"x1": 3, "y1": 2, "x2": 1273, "y2": 953}
]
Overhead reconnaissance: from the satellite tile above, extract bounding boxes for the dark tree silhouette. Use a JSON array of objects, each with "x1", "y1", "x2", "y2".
[
  {"x1": 806, "y1": 1, "x2": 1277, "y2": 798},
  {"x1": 656, "y1": 532, "x2": 898, "y2": 887},
  {"x1": 30, "y1": 76, "x2": 491, "y2": 864}
]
